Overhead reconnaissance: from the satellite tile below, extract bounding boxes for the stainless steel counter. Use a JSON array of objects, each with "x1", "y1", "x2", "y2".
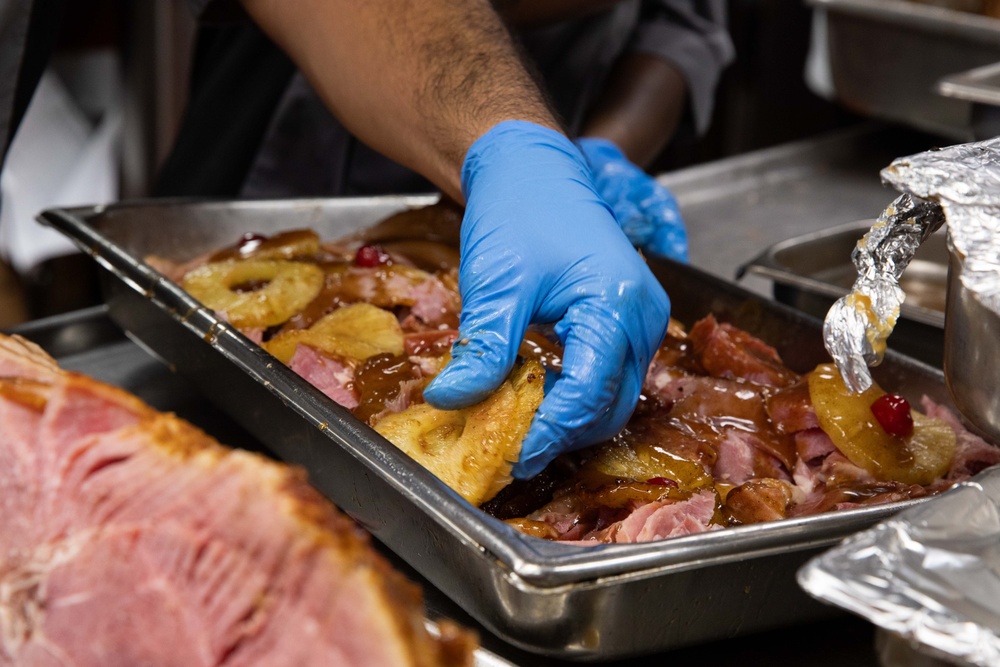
[{"x1": 663, "y1": 122, "x2": 943, "y2": 300}]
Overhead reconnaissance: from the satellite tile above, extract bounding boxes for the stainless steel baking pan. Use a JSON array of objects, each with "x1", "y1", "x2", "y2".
[
  {"x1": 39, "y1": 198, "x2": 961, "y2": 660},
  {"x1": 739, "y1": 219, "x2": 948, "y2": 367},
  {"x1": 809, "y1": 0, "x2": 1000, "y2": 141},
  {"x1": 938, "y1": 60, "x2": 1000, "y2": 139}
]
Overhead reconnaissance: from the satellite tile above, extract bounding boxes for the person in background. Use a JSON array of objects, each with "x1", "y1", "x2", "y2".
[{"x1": 158, "y1": 1, "x2": 733, "y2": 261}]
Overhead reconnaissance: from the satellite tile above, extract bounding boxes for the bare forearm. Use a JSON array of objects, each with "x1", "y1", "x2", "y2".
[
  {"x1": 581, "y1": 53, "x2": 688, "y2": 168},
  {"x1": 240, "y1": 0, "x2": 558, "y2": 201}
]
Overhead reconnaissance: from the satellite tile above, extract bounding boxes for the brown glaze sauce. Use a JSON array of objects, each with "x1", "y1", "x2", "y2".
[
  {"x1": 209, "y1": 229, "x2": 322, "y2": 263},
  {"x1": 354, "y1": 353, "x2": 420, "y2": 424},
  {"x1": 518, "y1": 330, "x2": 563, "y2": 371}
]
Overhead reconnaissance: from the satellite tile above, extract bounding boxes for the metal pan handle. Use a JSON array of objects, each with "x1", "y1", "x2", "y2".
[{"x1": 937, "y1": 61, "x2": 1000, "y2": 139}]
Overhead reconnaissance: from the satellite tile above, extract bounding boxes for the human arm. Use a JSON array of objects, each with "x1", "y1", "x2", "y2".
[
  {"x1": 574, "y1": 1, "x2": 733, "y2": 259},
  {"x1": 239, "y1": 0, "x2": 672, "y2": 478},
  {"x1": 582, "y1": 52, "x2": 687, "y2": 168},
  {"x1": 575, "y1": 53, "x2": 690, "y2": 259},
  {"x1": 492, "y1": 0, "x2": 625, "y2": 28},
  {"x1": 238, "y1": 0, "x2": 557, "y2": 202}
]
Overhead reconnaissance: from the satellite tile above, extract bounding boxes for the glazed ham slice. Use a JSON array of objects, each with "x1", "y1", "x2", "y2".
[
  {"x1": 0, "y1": 335, "x2": 60, "y2": 382},
  {"x1": 0, "y1": 335, "x2": 474, "y2": 667},
  {"x1": 688, "y1": 314, "x2": 797, "y2": 387},
  {"x1": 288, "y1": 344, "x2": 360, "y2": 410}
]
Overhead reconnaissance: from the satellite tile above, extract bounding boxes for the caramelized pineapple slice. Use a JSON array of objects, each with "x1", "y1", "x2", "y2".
[
  {"x1": 584, "y1": 442, "x2": 714, "y2": 493},
  {"x1": 263, "y1": 303, "x2": 405, "y2": 363},
  {"x1": 374, "y1": 360, "x2": 545, "y2": 505},
  {"x1": 182, "y1": 260, "x2": 323, "y2": 328},
  {"x1": 808, "y1": 363, "x2": 955, "y2": 485}
]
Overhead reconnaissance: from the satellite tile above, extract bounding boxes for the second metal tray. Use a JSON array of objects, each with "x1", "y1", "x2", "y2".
[
  {"x1": 40, "y1": 197, "x2": 960, "y2": 660},
  {"x1": 739, "y1": 219, "x2": 949, "y2": 367}
]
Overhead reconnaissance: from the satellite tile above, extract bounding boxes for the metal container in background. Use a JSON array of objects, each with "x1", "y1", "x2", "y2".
[
  {"x1": 945, "y1": 238, "x2": 1000, "y2": 445},
  {"x1": 938, "y1": 60, "x2": 1000, "y2": 139},
  {"x1": 809, "y1": 0, "x2": 1000, "y2": 141},
  {"x1": 38, "y1": 198, "x2": 963, "y2": 660},
  {"x1": 739, "y1": 220, "x2": 949, "y2": 367}
]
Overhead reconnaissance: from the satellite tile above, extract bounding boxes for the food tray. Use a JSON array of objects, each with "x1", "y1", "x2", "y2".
[
  {"x1": 739, "y1": 219, "x2": 948, "y2": 367},
  {"x1": 40, "y1": 197, "x2": 958, "y2": 660},
  {"x1": 809, "y1": 0, "x2": 1000, "y2": 140}
]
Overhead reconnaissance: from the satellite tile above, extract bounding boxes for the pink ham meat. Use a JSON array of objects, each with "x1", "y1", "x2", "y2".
[
  {"x1": 525, "y1": 490, "x2": 718, "y2": 545},
  {"x1": 688, "y1": 314, "x2": 797, "y2": 388},
  {"x1": 922, "y1": 396, "x2": 1000, "y2": 483},
  {"x1": 0, "y1": 335, "x2": 60, "y2": 382},
  {"x1": 600, "y1": 490, "x2": 718, "y2": 543},
  {"x1": 0, "y1": 335, "x2": 475, "y2": 667},
  {"x1": 491, "y1": 313, "x2": 1000, "y2": 544},
  {"x1": 288, "y1": 344, "x2": 360, "y2": 410}
]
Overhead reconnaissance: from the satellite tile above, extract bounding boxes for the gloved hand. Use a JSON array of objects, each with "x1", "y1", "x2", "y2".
[
  {"x1": 422, "y1": 121, "x2": 671, "y2": 479},
  {"x1": 576, "y1": 136, "x2": 688, "y2": 262}
]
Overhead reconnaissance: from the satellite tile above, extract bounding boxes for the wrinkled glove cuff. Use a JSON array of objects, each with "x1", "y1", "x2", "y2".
[
  {"x1": 461, "y1": 121, "x2": 592, "y2": 201},
  {"x1": 575, "y1": 136, "x2": 627, "y2": 172}
]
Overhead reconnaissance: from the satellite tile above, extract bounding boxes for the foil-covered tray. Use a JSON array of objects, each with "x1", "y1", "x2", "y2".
[
  {"x1": 39, "y1": 197, "x2": 962, "y2": 660},
  {"x1": 739, "y1": 220, "x2": 948, "y2": 368},
  {"x1": 799, "y1": 466, "x2": 1000, "y2": 667}
]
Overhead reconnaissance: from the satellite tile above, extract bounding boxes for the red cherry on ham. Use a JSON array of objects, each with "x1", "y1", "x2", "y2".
[
  {"x1": 646, "y1": 477, "x2": 678, "y2": 487},
  {"x1": 870, "y1": 393, "x2": 914, "y2": 438},
  {"x1": 354, "y1": 244, "x2": 391, "y2": 267}
]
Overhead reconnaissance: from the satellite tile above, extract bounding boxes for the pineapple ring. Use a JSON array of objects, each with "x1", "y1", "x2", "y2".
[
  {"x1": 808, "y1": 363, "x2": 956, "y2": 485},
  {"x1": 374, "y1": 359, "x2": 545, "y2": 506},
  {"x1": 182, "y1": 260, "x2": 324, "y2": 328},
  {"x1": 263, "y1": 303, "x2": 404, "y2": 364}
]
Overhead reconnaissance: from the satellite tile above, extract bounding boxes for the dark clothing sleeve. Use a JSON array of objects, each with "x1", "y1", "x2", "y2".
[
  {"x1": 153, "y1": 21, "x2": 295, "y2": 197},
  {"x1": 630, "y1": 0, "x2": 734, "y2": 135}
]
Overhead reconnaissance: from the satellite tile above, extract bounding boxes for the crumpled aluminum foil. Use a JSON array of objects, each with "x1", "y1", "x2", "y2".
[
  {"x1": 823, "y1": 137, "x2": 1000, "y2": 393},
  {"x1": 798, "y1": 466, "x2": 1000, "y2": 667}
]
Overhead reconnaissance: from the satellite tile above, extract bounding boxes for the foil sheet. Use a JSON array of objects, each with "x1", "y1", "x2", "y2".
[
  {"x1": 798, "y1": 466, "x2": 1000, "y2": 667},
  {"x1": 823, "y1": 194, "x2": 945, "y2": 392},
  {"x1": 824, "y1": 137, "x2": 1000, "y2": 392}
]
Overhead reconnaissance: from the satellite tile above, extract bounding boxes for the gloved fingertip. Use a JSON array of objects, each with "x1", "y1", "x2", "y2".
[
  {"x1": 423, "y1": 353, "x2": 508, "y2": 410},
  {"x1": 424, "y1": 371, "x2": 486, "y2": 411},
  {"x1": 511, "y1": 417, "x2": 564, "y2": 479},
  {"x1": 511, "y1": 450, "x2": 554, "y2": 480},
  {"x1": 543, "y1": 369, "x2": 559, "y2": 395}
]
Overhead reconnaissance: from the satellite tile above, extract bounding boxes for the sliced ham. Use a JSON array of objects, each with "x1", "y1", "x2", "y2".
[
  {"x1": 794, "y1": 428, "x2": 837, "y2": 463},
  {"x1": 0, "y1": 335, "x2": 475, "y2": 666},
  {"x1": 713, "y1": 431, "x2": 790, "y2": 486},
  {"x1": 723, "y1": 478, "x2": 794, "y2": 525},
  {"x1": 406, "y1": 278, "x2": 460, "y2": 327},
  {"x1": 688, "y1": 314, "x2": 797, "y2": 388},
  {"x1": 765, "y1": 379, "x2": 818, "y2": 433},
  {"x1": 593, "y1": 491, "x2": 718, "y2": 544},
  {"x1": 922, "y1": 396, "x2": 1000, "y2": 482},
  {"x1": 288, "y1": 344, "x2": 359, "y2": 410},
  {"x1": 0, "y1": 335, "x2": 60, "y2": 382}
]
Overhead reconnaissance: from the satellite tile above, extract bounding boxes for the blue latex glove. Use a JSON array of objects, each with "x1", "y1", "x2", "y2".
[
  {"x1": 576, "y1": 136, "x2": 688, "y2": 262},
  {"x1": 422, "y1": 121, "x2": 671, "y2": 479}
]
